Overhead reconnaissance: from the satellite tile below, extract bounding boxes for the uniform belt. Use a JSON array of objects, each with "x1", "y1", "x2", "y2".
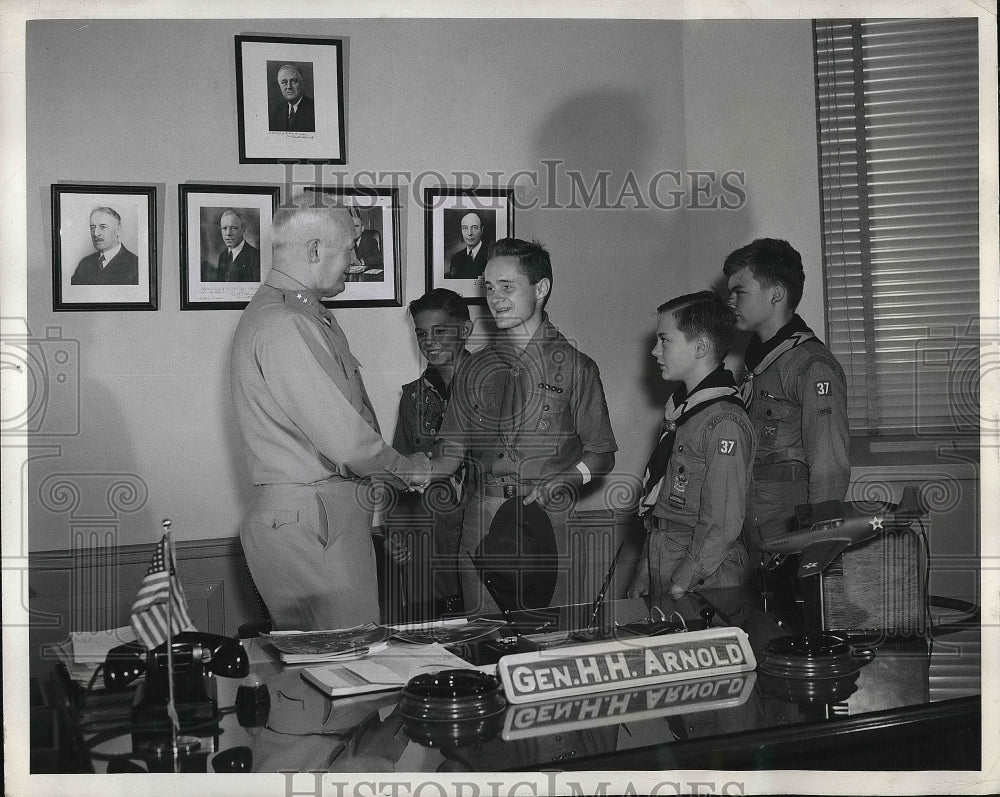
[
  {"x1": 649, "y1": 515, "x2": 693, "y2": 533},
  {"x1": 483, "y1": 482, "x2": 531, "y2": 499},
  {"x1": 753, "y1": 462, "x2": 808, "y2": 482},
  {"x1": 482, "y1": 475, "x2": 536, "y2": 499}
]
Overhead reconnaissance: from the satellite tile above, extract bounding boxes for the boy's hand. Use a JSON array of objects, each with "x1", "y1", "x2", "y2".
[
  {"x1": 385, "y1": 532, "x2": 411, "y2": 565},
  {"x1": 667, "y1": 583, "x2": 687, "y2": 600},
  {"x1": 523, "y1": 477, "x2": 575, "y2": 511},
  {"x1": 403, "y1": 452, "x2": 432, "y2": 492},
  {"x1": 626, "y1": 559, "x2": 650, "y2": 598}
]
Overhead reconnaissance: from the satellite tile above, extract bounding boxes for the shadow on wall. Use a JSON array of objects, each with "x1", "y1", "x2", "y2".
[
  {"x1": 530, "y1": 89, "x2": 668, "y2": 420},
  {"x1": 30, "y1": 373, "x2": 152, "y2": 550}
]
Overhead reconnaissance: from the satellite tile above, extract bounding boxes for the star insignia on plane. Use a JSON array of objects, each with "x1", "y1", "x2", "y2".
[{"x1": 869, "y1": 515, "x2": 884, "y2": 531}]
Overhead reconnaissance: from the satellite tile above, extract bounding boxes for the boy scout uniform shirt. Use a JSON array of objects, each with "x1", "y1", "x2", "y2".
[
  {"x1": 392, "y1": 354, "x2": 467, "y2": 457},
  {"x1": 651, "y1": 399, "x2": 755, "y2": 591},
  {"x1": 438, "y1": 314, "x2": 617, "y2": 484},
  {"x1": 230, "y1": 270, "x2": 412, "y2": 486},
  {"x1": 743, "y1": 315, "x2": 850, "y2": 504}
]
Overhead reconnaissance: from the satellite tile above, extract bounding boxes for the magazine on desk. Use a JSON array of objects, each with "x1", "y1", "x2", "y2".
[{"x1": 262, "y1": 618, "x2": 508, "y2": 664}]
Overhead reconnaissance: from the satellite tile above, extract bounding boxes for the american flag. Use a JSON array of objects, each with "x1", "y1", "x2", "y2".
[{"x1": 130, "y1": 534, "x2": 195, "y2": 649}]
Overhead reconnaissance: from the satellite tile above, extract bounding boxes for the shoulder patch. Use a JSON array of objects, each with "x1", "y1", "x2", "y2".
[
  {"x1": 815, "y1": 379, "x2": 832, "y2": 396},
  {"x1": 718, "y1": 438, "x2": 737, "y2": 456}
]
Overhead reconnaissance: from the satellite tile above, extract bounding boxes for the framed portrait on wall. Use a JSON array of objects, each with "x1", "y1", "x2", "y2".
[
  {"x1": 424, "y1": 187, "x2": 514, "y2": 304},
  {"x1": 51, "y1": 184, "x2": 157, "y2": 311},
  {"x1": 235, "y1": 35, "x2": 346, "y2": 164},
  {"x1": 178, "y1": 184, "x2": 280, "y2": 310},
  {"x1": 304, "y1": 186, "x2": 402, "y2": 308}
]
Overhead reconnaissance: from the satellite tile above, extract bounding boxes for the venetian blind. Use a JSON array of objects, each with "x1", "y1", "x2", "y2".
[{"x1": 813, "y1": 18, "x2": 979, "y2": 436}]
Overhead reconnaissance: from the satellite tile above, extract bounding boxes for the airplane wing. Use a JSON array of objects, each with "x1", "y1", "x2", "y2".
[{"x1": 796, "y1": 539, "x2": 851, "y2": 577}]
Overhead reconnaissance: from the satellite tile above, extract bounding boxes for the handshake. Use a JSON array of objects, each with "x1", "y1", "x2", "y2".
[{"x1": 401, "y1": 451, "x2": 434, "y2": 492}]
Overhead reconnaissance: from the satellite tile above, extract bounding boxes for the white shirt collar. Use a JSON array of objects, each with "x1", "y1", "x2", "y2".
[
  {"x1": 98, "y1": 243, "x2": 122, "y2": 264},
  {"x1": 229, "y1": 240, "x2": 245, "y2": 258}
]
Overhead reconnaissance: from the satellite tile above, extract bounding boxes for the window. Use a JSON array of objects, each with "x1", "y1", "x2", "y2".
[{"x1": 813, "y1": 18, "x2": 979, "y2": 437}]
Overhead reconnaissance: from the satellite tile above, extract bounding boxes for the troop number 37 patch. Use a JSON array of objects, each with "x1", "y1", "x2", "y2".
[
  {"x1": 719, "y1": 439, "x2": 737, "y2": 456},
  {"x1": 815, "y1": 380, "x2": 832, "y2": 396}
]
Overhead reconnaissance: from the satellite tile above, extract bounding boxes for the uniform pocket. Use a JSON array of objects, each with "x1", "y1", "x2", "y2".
[
  {"x1": 252, "y1": 502, "x2": 327, "y2": 550},
  {"x1": 756, "y1": 393, "x2": 796, "y2": 452},
  {"x1": 527, "y1": 388, "x2": 569, "y2": 433},
  {"x1": 252, "y1": 509, "x2": 300, "y2": 531},
  {"x1": 664, "y1": 450, "x2": 706, "y2": 519}
]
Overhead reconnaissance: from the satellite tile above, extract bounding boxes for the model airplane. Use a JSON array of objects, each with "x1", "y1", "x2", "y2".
[{"x1": 761, "y1": 486, "x2": 925, "y2": 578}]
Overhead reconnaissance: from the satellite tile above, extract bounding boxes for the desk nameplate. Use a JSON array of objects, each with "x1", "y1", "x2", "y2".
[
  {"x1": 502, "y1": 670, "x2": 757, "y2": 740},
  {"x1": 497, "y1": 627, "x2": 756, "y2": 704}
]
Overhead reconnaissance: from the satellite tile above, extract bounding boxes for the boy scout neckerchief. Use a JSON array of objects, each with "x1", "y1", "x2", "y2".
[
  {"x1": 739, "y1": 314, "x2": 817, "y2": 409},
  {"x1": 639, "y1": 364, "x2": 744, "y2": 516},
  {"x1": 423, "y1": 364, "x2": 450, "y2": 401}
]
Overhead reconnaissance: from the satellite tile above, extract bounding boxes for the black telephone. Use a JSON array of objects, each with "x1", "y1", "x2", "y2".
[
  {"x1": 104, "y1": 631, "x2": 249, "y2": 691},
  {"x1": 103, "y1": 632, "x2": 249, "y2": 734}
]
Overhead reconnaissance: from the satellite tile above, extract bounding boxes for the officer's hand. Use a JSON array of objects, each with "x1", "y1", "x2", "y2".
[
  {"x1": 668, "y1": 583, "x2": 687, "y2": 600},
  {"x1": 626, "y1": 559, "x2": 650, "y2": 598}
]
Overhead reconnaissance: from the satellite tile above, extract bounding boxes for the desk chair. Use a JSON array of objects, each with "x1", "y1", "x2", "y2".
[{"x1": 236, "y1": 560, "x2": 273, "y2": 639}]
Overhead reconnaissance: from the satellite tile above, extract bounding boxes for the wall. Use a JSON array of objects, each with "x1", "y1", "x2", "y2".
[
  {"x1": 681, "y1": 20, "x2": 824, "y2": 331},
  {"x1": 25, "y1": 18, "x2": 820, "y2": 553}
]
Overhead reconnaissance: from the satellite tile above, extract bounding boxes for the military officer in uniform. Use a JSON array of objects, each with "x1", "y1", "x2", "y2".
[{"x1": 230, "y1": 195, "x2": 430, "y2": 631}]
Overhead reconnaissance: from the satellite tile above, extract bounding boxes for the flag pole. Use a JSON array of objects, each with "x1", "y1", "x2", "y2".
[{"x1": 162, "y1": 518, "x2": 181, "y2": 771}]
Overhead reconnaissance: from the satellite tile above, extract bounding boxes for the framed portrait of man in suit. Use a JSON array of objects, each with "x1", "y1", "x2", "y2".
[
  {"x1": 235, "y1": 35, "x2": 346, "y2": 164},
  {"x1": 424, "y1": 187, "x2": 514, "y2": 305},
  {"x1": 178, "y1": 184, "x2": 280, "y2": 310},
  {"x1": 51, "y1": 184, "x2": 157, "y2": 311},
  {"x1": 304, "y1": 185, "x2": 402, "y2": 308}
]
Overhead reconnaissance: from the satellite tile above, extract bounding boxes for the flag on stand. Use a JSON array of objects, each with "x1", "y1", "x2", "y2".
[{"x1": 130, "y1": 534, "x2": 195, "y2": 649}]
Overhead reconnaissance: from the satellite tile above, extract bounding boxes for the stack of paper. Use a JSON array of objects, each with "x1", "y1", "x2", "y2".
[
  {"x1": 52, "y1": 626, "x2": 138, "y2": 688},
  {"x1": 70, "y1": 626, "x2": 137, "y2": 662},
  {"x1": 302, "y1": 642, "x2": 494, "y2": 698}
]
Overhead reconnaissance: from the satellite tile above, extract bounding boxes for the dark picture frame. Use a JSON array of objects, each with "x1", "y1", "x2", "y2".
[
  {"x1": 178, "y1": 184, "x2": 280, "y2": 310},
  {"x1": 304, "y1": 186, "x2": 403, "y2": 308},
  {"x1": 235, "y1": 35, "x2": 346, "y2": 164},
  {"x1": 424, "y1": 187, "x2": 514, "y2": 304},
  {"x1": 51, "y1": 184, "x2": 157, "y2": 311}
]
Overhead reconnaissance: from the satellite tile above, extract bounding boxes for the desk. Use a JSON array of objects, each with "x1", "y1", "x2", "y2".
[{"x1": 50, "y1": 590, "x2": 980, "y2": 773}]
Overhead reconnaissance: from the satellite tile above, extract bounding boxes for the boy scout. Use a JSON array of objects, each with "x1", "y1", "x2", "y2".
[
  {"x1": 433, "y1": 238, "x2": 618, "y2": 613},
  {"x1": 723, "y1": 238, "x2": 850, "y2": 563},
  {"x1": 389, "y1": 289, "x2": 473, "y2": 616},
  {"x1": 627, "y1": 291, "x2": 754, "y2": 598}
]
